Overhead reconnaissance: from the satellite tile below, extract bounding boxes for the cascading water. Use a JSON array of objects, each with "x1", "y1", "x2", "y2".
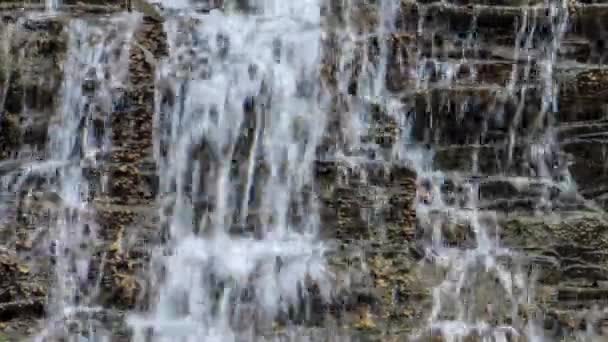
[
  {"x1": 0, "y1": 21, "x2": 15, "y2": 114},
  {"x1": 407, "y1": 1, "x2": 573, "y2": 340},
  {"x1": 332, "y1": 0, "x2": 579, "y2": 340},
  {"x1": 127, "y1": 1, "x2": 333, "y2": 340},
  {"x1": 0, "y1": 14, "x2": 140, "y2": 340},
  {"x1": 1, "y1": 0, "x2": 604, "y2": 340},
  {"x1": 45, "y1": 0, "x2": 60, "y2": 13}
]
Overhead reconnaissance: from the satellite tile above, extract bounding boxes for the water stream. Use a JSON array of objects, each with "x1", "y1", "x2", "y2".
[
  {"x1": 408, "y1": 2, "x2": 573, "y2": 340},
  {"x1": 45, "y1": 0, "x2": 60, "y2": 13},
  {"x1": 127, "y1": 1, "x2": 333, "y2": 340},
  {"x1": 3, "y1": 13, "x2": 140, "y2": 341},
  {"x1": 330, "y1": 0, "x2": 577, "y2": 340}
]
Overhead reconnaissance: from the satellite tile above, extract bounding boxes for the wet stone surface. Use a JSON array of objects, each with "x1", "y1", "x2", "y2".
[{"x1": 0, "y1": 0, "x2": 608, "y2": 341}]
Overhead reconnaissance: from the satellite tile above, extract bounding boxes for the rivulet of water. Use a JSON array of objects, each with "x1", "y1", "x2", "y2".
[
  {"x1": 0, "y1": 20, "x2": 15, "y2": 115},
  {"x1": 412, "y1": 1, "x2": 571, "y2": 340},
  {"x1": 10, "y1": 14, "x2": 140, "y2": 341},
  {"x1": 330, "y1": 0, "x2": 577, "y2": 340},
  {"x1": 46, "y1": 0, "x2": 60, "y2": 12},
  {"x1": 127, "y1": 1, "x2": 333, "y2": 340}
]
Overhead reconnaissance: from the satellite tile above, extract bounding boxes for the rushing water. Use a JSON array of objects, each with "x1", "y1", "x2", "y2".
[
  {"x1": 0, "y1": 0, "x2": 601, "y2": 340},
  {"x1": 4, "y1": 13, "x2": 140, "y2": 341},
  {"x1": 333, "y1": 0, "x2": 577, "y2": 340},
  {"x1": 127, "y1": 1, "x2": 333, "y2": 341},
  {"x1": 46, "y1": 0, "x2": 60, "y2": 12},
  {"x1": 408, "y1": 2, "x2": 573, "y2": 340}
]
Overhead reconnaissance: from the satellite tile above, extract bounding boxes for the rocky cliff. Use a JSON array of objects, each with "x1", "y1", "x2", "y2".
[{"x1": 0, "y1": 0, "x2": 607, "y2": 341}]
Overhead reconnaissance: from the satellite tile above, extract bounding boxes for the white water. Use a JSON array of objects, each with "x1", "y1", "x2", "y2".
[
  {"x1": 411, "y1": 2, "x2": 572, "y2": 340},
  {"x1": 46, "y1": 0, "x2": 60, "y2": 12},
  {"x1": 332, "y1": 0, "x2": 577, "y2": 340},
  {"x1": 128, "y1": 0, "x2": 333, "y2": 340},
  {"x1": 19, "y1": 14, "x2": 140, "y2": 341}
]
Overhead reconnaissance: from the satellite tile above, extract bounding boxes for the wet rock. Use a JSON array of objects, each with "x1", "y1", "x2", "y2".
[
  {"x1": 1, "y1": 0, "x2": 608, "y2": 340},
  {"x1": 130, "y1": 0, "x2": 164, "y2": 22},
  {"x1": 0, "y1": 250, "x2": 47, "y2": 322},
  {"x1": 319, "y1": 158, "x2": 422, "y2": 332}
]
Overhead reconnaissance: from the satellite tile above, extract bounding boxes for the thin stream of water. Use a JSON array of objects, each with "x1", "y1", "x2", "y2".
[
  {"x1": 405, "y1": 0, "x2": 571, "y2": 340},
  {"x1": 18, "y1": 14, "x2": 140, "y2": 341},
  {"x1": 332, "y1": 0, "x2": 578, "y2": 340},
  {"x1": 46, "y1": 0, "x2": 60, "y2": 12}
]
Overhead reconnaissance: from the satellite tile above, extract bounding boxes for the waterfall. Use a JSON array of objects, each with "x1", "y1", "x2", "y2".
[
  {"x1": 1, "y1": 0, "x2": 605, "y2": 340},
  {"x1": 406, "y1": 1, "x2": 572, "y2": 340},
  {"x1": 127, "y1": 0, "x2": 333, "y2": 340},
  {"x1": 22, "y1": 13, "x2": 140, "y2": 341},
  {"x1": 332, "y1": 0, "x2": 576, "y2": 340},
  {"x1": 46, "y1": 0, "x2": 60, "y2": 12}
]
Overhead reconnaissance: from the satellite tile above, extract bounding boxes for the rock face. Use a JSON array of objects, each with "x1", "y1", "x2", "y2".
[
  {"x1": 0, "y1": 0, "x2": 608, "y2": 340},
  {"x1": 0, "y1": 14, "x2": 66, "y2": 339},
  {"x1": 96, "y1": 15, "x2": 167, "y2": 311}
]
